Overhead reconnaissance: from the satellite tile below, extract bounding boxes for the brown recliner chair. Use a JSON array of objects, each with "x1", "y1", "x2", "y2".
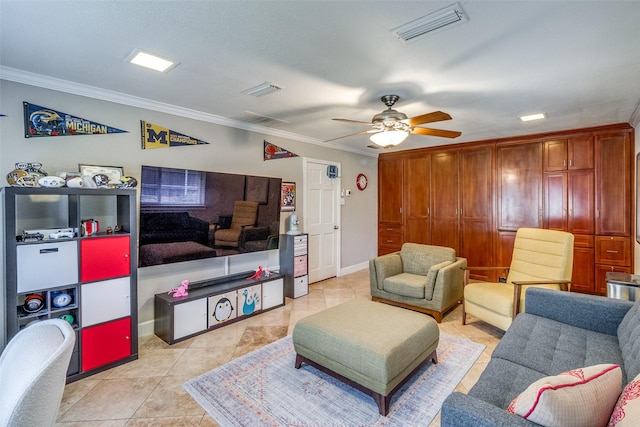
[{"x1": 213, "y1": 201, "x2": 259, "y2": 248}]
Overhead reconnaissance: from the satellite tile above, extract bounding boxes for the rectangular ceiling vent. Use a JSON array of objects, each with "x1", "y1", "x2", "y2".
[
  {"x1": 232, "y1": 111, "x2": 289, "y2": 128},
  {"x1": 242, "y1": 82, "x2": 283, "y2": 97},
  {"x1": 391, "y1": 3, "x2": 468, "y2": 43}
]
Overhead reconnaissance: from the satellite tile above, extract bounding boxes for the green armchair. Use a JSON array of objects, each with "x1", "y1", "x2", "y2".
[{"x1": 369, "y1": 243, "x2": 467, "y2": 322}]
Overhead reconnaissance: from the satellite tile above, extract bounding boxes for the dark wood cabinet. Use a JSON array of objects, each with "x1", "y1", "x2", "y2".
[
  {"x1": 403, "y1": 152, "x2": 431, "y2": 244},
  {"x1": 497, "y1": 142, "x2": 543, "y2": 231},
  {"x1": 378, "y1": 123, "x2": 634, "y2": 297},
  {"x1": 378, "y1": 156, "x2": 403, "y2": 226},
  {"x1": 460, "y1": 145, "x2": 494, "y2": 280},
  {"x1": 595, "y1": 132, "x2": 631, "y2": 236},
  {"x1": 543, "y1": 136, "x2": 594, "y2": 172},
  {"x1": 430, "y1": 150, "x2": 459, "y2": 252}
]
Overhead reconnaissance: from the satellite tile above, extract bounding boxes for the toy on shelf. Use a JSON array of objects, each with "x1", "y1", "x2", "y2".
[{"x1": 168, "y1": 280, "x2": 189, "y2": 298}]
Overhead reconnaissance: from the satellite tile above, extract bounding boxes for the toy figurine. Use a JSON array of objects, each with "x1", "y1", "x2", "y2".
[
  {"x1": 247, "y1": 266, "x2": 264, "y2": 279},
  {"x1": 168, "y1": 280, "x2": 189, "y2": 298}
]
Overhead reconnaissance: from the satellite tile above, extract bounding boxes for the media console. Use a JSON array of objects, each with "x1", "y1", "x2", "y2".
[{"x1": 154, "y1": 271, "x2": 284, "y2": 344}]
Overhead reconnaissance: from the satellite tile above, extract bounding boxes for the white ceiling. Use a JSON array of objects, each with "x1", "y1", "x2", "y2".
[{"x1": 2, "y1": 1, "x2": 640, "y2": 155}]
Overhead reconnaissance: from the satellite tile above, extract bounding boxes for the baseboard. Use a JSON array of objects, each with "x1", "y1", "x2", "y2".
[
  {"x1": 138, "y1": 319, "x2": 155, "y2": 338},
  {"x1": 339, "y1": 261, "x2": 368, "y2": 276}
]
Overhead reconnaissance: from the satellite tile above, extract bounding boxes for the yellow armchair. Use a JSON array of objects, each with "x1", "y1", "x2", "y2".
[{"x1": 462, "y1": 228, "x2": 574, "y2": 331}]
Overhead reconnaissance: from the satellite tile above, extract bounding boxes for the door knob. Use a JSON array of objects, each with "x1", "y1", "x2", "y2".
[{"x1": 334, "y1": 226, "x2": 339, "y2": 229}]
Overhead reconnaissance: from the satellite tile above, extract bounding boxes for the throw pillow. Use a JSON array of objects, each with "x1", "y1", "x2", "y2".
[
  {"x1": 609, "y1": 373, "x2": 640, "y2": 426},
  {"x1": 506, "y1": 364, "x2": 622, "y2": 427}
]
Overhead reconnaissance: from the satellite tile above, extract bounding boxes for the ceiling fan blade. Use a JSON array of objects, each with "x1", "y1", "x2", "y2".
[
  {"x1": 412, "y1": 127, "x2": 462, "y2": 138},
  {"x1": 404, "y1": 111, "x2": 452, "y2": 126},
  {"x1": 325, "y1": 129, "x2": 379, "y2": 142},
  {"x1": 332, "y1": 118, "x2": 375, "y2": 126}
]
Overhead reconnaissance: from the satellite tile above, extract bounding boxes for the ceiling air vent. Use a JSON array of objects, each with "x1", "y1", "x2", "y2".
[
  {"x1": 391, "y1": 3, "x2": 468, "y2": 43},
  {"x1": 232, "y1": 111, "x2": 289, "y2": 128},
  {"x1": 242, "y1": 82, "x2": 283, "y2": 97}
]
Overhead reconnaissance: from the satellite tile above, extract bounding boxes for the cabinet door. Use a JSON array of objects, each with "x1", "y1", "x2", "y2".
[
  {"x1": 378, "y1": 156, "x2": 403, "y2": 225},
  {"x1": 174, "y1": 299, "x2": 207, "y2": 340},
  {"x1": 238, "y1": 284, "x2": 262, "y2": 316},
  {"x1": 17, "y1": 241, "x2": 78, "y2": 292},
  {"x1": 568, "y1": 135, "x2": 594, "y2": 170},
  {"x1": 208, "y1": 291, "x2": 237, "y2": 327},
  {"x1": 80, "y1": 236, "x2": 130, "y2": 282},
  {"x1": 404, "y1": 152, "x2": 431, "y2": 244},
  {"x1": 595, "y1": 132, "x2": 631, "y2": 235},
  {"x1": 81, "y1": 317, "x2": 131, "y2": 372},
  {"x1": 568, "y1": 170, "x2": 594, "y2": 234},
  {"x1": 543, "y1": 139, "x2": 568, "y2": 171},
  {"x1": 262, "y1": 278, "x2": 284, "y2": 310},
  {"x1": 81, "y1": 277, "x2": 131, "y2": 327},
  {"x1": 543, "y1": 172, "x2": 568, "y2": 231},
  {"x1": 571, "y1": 246, "x2": 595, "y2": 293},
  {"x1": 460, "y1": 145, "x2": 494, "y2": 280},
  {"x1": 430, "y1": 150, "x2": 459, "y2": 252},
  {"x1": 497, "y1": 142, "x2": 543, "y2": 231}
]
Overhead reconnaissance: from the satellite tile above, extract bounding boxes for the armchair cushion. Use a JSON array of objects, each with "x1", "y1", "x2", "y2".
[
  {"x1": 401, "y1": 243, "x2": 456, "y2": 275},
  {"x1": 383, "y1": 273, "x2": 430, "y2": 299}
]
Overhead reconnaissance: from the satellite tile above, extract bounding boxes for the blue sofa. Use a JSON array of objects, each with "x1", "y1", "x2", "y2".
[{"x1": 441, "y1": 287, "x2": 640, "y2": 426}]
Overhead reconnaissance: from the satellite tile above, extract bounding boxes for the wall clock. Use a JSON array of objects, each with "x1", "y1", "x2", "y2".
[{"x1": 356, "y1": 173, "x2": 368, "y2": 191}]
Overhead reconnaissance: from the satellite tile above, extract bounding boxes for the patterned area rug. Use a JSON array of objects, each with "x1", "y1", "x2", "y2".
[{"x1": 183, "y1": 332, "x2": 484, "y2": 426}]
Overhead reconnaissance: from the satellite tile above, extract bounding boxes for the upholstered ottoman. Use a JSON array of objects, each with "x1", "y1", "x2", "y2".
[{"x1": 292, "y1": 298, "x2": 439, "y2": 415}]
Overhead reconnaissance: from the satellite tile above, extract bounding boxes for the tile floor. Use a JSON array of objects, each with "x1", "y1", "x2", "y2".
[{"x1": 55, "y1": 269, "x2": 504, "y2": 426}]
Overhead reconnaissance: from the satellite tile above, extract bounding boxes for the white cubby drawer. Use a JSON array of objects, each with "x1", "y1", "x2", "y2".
[{"x1": 17, "y1": 241, "x2": 79, "y2": 293}]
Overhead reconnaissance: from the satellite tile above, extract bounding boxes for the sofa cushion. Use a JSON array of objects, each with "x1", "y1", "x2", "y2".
[
  {"x1": 506, "y1": 364, "x2": 621, "y2": 427},
  {"x1": 618, "y1": 300, "x2": 640, "y2": 381},
  {"x1": 610, "y1": 373, "x2": 640, "y2": 426},
  {"x1": 383, "y1": 273, "x2": 429, "y2": 299},
  {"x1": 400, "y1": 243, "x2": 455, "y2": 276},
  {"x1": 468, "y1": 358, "x2": 549, "y2": 409},
  {"x1": 493, "y1": 313, "x2": 625, "y2": 381},
  {"x1": 141, "y1": 212, "x2": 190, "y2": 231}
]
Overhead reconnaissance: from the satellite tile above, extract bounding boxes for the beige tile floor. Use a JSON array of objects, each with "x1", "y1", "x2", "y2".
[{"x1": 55, "y1": 269, "x2": 504, "y2": 426}]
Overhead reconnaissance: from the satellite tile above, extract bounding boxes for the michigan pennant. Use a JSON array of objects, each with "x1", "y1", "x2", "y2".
[
  {"x1": 264, "y1": 140, "x2": 298, "y2": 160},
  {"x1": 141, "y1": 121, "x2": 210, "y2": 149},
  {"x1": 24, "y1": 102, "x2": 127, "y2": 138}
]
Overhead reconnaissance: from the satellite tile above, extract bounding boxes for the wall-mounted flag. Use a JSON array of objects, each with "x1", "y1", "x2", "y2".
[
  {"x1": 264, "y1": 140, "x2": 298, "y2": 160},
  {"x1": 141, "y1": 121, "x2": 210, "y2": 149},
  {"x1": 23, "y1": 102, "x2": 127, "y2": 138}
]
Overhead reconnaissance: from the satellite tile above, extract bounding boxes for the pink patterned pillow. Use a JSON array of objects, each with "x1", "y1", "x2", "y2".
[
  {"x1": 507, "y1": 364, "x2": 622, "y2": 427},
  {"x1": 609, "y1": 374, "x2": 640, "y2": 426}
]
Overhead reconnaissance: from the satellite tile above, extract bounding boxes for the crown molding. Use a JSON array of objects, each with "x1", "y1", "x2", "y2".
[{"x1": 0, "y1": 66, "x2": 376, "y2": 158}]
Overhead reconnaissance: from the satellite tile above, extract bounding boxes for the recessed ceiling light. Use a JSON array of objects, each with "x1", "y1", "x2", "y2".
[
  {"x1": 127, "y1": 49, "x2": 178, "y2": 73},
  {"x1": 519, "y1": 113, "x2": 546, "y2": 122}
]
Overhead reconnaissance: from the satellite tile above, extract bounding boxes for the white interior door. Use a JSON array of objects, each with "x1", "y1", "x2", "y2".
[{"x1": 304, "y1": 159, "x2": 340, "y2": 283}]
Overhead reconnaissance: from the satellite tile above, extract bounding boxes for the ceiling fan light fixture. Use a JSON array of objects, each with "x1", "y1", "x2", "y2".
[{"x1": 370, "y1": 129, "x2": 410, "y2": 147}]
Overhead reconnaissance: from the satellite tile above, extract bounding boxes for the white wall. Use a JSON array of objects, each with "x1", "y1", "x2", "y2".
[{"x1": 0, "y1": 80, "x2": 378, "y2": 339}]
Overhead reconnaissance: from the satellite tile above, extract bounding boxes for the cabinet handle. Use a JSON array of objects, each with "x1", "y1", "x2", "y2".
[
  {"x1": 569, "y1": 159, "x2": 573, "y2": 167},
  {"x1": 387, "y1": 240, "x2": 393, "y2": 243},
  {"x1": 606, "y1": 250, "x2": 619, "y2": 254},
  {"x1": 125, "y1": 336, "x2": 130, "y2": 340},
  {"x1": 39, "y1": 248, "x2": 59, "y2": 254}
]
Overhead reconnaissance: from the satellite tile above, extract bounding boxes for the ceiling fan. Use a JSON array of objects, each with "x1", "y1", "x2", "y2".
[{"x1": 327, "y1": 94, "x2": 461, "y2": 148}]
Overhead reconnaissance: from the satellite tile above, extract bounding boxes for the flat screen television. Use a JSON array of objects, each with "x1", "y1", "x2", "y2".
[{"x1": 138, "y1": 165, "x2": 282, "y2": 267}]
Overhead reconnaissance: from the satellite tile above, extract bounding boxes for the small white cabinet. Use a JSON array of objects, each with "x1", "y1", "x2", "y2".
[
  {"x1": 279, "y1": 234, "x2": 309, "y2": 298},
  {"x1": 81, "y1": 277, "x2": 131, "y2": 327}
]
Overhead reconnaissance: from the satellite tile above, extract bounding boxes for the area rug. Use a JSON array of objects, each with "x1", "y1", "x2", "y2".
[{"x1": 183, "y1": 332, "x2": 485, "y2": 426}]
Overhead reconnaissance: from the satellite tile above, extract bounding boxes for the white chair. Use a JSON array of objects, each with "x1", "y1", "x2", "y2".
[{"x1": 0, "y1": 319, "x2": 75, "y2": 427}]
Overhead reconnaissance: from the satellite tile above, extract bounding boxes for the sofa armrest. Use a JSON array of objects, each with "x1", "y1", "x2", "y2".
[
  {"x1": 432, "y1": 257, "x2": 467, "y2": 308},
  {"x1": 188, "y1": 216, "x2": 210, "y2": 232},
  {"x1": 525, "y1": 287, "x2": 633, "y2": 336},
  {"x1": 369, "y1": 253, "x2": 402, "y2": 291},
  {"x1": 441, "y1": 392, "x2": 537, "y2": 427}
]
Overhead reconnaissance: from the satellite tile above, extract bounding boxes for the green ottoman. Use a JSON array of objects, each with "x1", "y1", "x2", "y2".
[{"x1": 292, "y1": 298, "x2": 439, "y2": 415}]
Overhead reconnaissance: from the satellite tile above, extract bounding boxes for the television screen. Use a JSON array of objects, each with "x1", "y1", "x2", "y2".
[{"x1": 138, "y1": 165, "x2": 281, "y2": 267}]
